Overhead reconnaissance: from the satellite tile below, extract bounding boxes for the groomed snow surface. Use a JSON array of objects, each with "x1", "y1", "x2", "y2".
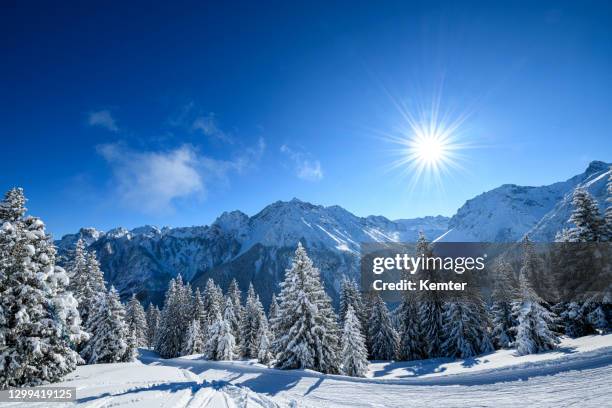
[{"x1": 4, "y1": 334, "x2": 611, "y2": 407}]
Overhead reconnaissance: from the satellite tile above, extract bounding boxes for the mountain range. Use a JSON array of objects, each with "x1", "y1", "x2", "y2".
[{"x1": 56, "y1": 160, "x2": 611, "y2": 306}]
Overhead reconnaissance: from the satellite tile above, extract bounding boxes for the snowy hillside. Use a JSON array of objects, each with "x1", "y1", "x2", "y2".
[
  {"x1": 12, "y1": 334, "x2": 612, "y2": 407},
  {"x1": 440, "y1": 161, "x2": 610, "y2": 242},
  {"x1": 56, "y1": 200, "x2": 448, "y2": 305}
]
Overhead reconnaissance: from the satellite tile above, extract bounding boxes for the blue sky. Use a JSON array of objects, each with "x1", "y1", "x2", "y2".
[{"x1": 1, "y1": 1, "x2": 611, "y2": 237}]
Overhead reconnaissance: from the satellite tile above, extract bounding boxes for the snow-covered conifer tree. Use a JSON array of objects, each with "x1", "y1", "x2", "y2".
[
  {"x1": 203, "y1": 278, "x2": 223, "y2": 327},
  {"x1": 368, "y1": 292, "x2": 398, "y2": 360},
  {"x1": 241, "y1": 284, "x2": 264, "y2": 358},
  {"x1": 441, "y1": 293, "x2": 494, "y2": 358},
  {"x1": 0, "y1": 188, "x2": 86, "y2": 386},
  {"x1": 340, "y1": 305, "x2": 368, "y2": 377},
  {"x1": 193, "y1": 287, "x2": 206, "y2": 329},
  {"x1": 182, "y1": 319, "x2": 205, "y2": 355},
  {"x1": 126, "y1": 294, "x2": 148, "y2": 348},
  {"x1": 339, "y1": 276, "x2": 365, "y2": 326},
  {"x1": 223, "y1": 297, "x2": 240, "y2": 343},
  {"x1": 416, "y1": 232, "x2": 445, "y2": 358},
  {"x1": 272, "y1": 243, "x2": 340, "y2": 374},
  {"x1": 257, "y1": 317, "x2": 273, "y2": 365},
  {"x1": 513, "y1": 271, "x2": 559, "y2": 356},
  {"x1": 82, "y1": 286, "x2": 133, "y2": 364},
  {"x1": 605, "y1": 167, "x2": 612, "y2": 241},
  {"x1": 154, "y1": 278, "x2": 186, "y2": 358},
  {"x1": 490, "y1": 259, "x2": 517, "y2": 349},
  {"x1": 145, "y1": 303, "x2": 160, "y2": 348},
  {"x1": 204, "y1": 312, "x2": 233, "y2": 360},
  {"x1": 568, "y1": 187, "x2": 605, "y2": 242},
  {"x1": 396, "y1": 290, "x2": 424, "y2": 361},
  {"x1": 216, "y1": 317, "x2": 236, "y2": 361}
]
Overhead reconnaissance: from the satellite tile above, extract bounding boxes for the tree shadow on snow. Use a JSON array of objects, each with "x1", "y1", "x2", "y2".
[
  {"x1": 238, "y1": 372, "x2": 301, "y2": 396},
  {"x1": 372, "y1": 359, "x2": 450, "y2": 378},
  {"x1": 77, "y1": 381, "x2": 203, "y2": 404}
]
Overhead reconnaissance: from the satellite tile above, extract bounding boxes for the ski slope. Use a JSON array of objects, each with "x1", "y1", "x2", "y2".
[{"x1": 2, "y1": 335, "x2": 611, "y2": 407}]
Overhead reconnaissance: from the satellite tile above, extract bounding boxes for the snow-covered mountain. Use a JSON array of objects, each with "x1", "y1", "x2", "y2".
[
  {"x1": 56, "y1": 200, "x2": 448, "y2": 306},
  {"x1": 57, "y1": 160, "x2": 610, "y2": 306},
  {"x1": 439, "y1": 160, "x2": 610, "y2": 242}
]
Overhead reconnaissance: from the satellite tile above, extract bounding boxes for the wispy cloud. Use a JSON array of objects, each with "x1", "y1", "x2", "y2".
[
  {"x1": 169, "y1": 103, "x2": 234, "y2": 143},
  {"x1": 280, "y1": 145, "x2": 324, "y2": 182},
  {"x1": 97, "y1": 139, "x2": 265, "y2": 213},
  {"x1": 88, "y1": 110, "x2": 119, "y2": 132},
  {"x1": 192, "y1": 113, "x2": 234, "y2": 144}
]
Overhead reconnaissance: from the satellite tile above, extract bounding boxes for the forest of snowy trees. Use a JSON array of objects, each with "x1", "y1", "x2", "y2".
[{"x1": 0, "y1": 169, "x2": 611, "y2": 387}]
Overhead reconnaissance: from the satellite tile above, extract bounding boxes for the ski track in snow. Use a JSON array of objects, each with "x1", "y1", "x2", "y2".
[{"x1": 3, "y1": 335, "x2": 611, "y2": 408}]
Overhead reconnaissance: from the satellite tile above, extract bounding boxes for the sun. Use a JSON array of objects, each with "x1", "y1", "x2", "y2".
[
  {"x1": 383, "y1": 99, "x2": 471, "y2": 190},
  {"x1": 410, "y1": 129, "x2": 449, "y2": 166}
]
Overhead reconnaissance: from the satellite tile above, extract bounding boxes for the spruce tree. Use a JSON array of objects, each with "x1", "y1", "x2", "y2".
[
  {"x1": 340, "y1": 305, "x2": 369, "y2": 377},
  {"x1": 216, "y1": 317, "x2": 236, "y2": 361},
  {"x1": 605, "y1": 167, "x2": 612, "y2": 241},
  {"x1": 513, "y1": 271, "x2": 559, "y2": 356},
  {"x1": 203, "y1": 278, "x2": 223, "y2": 327},
  {"x1": 126, "y1": 294, "x2": 148, "y2": 348},
  {"x1": 227, "y1": 279, "x2": 244, "y2": 345},
  {"x1": 82, "y1": 287, "x2": 133, "y2": 364},
  {"x1": 490, "y1": 259, "x2": 517, "y2": 349},
  {"x1": 223, "y1": 297, "x2": 240, "y2": 343},
  {"x1": 154, "y1": 278, "x2": 186, "y2": 358},
  {"x1": 241, "y1": 284, "x2": 264, "y2": 358},
  {"x1": 272, "y1": 243, "x2": 340, "y2": 374},
  {"x1": 396, "y1": 290, "x2": 424, "y2": 361},
  {"x1": 568, "y1": 187, "x2": 605, "y2": 242},
  {"x1": 368, "y1": 293, "x2": 398, "y2": 360},
  {"x1": 268, "y1": 294, "x2": 279, "y2": 338},
  {"x1": 182, "y1": 319, "x2": 205, "y2": 355},
  {"x1": 441, "y1": 294, "x2": 493, "y2": 358},
  {"x1": 193, "y1": 287, "x2": 206, "y2": 330},
  {"x1": 416, "y1": 232, "x2": 445, "y2": 358},
  {"x1": 0, "y1": 189, "x2": 86, "y2": 386},
  {"x1": 145, "y1": 304, "x2": 161, "y2": 348},
  {"x1": 257, "y1": 316, "x2": 273, "y2": 365},
  {"x1": 339, "y1": 276, "x2": 366, "y2": 326}
]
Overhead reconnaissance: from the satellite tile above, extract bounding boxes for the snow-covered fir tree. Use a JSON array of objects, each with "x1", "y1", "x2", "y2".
[
  {"x1": 340, "y1": 305, "x2": 368, "y2": 377},
  {"x1": 154, "y1": 278, "x2": 188, "y2": 358},
  {"x1": 126, "y1": 294, "x2": 148, "y2": 348},
  {"x1": 66, "y1": 241, "x2": 106, "y2": 327},
  {"x1": 202, "y1": 278, "x2": 223, "y2": 327},
  {"x1": 368, "y1": 292, "x2": 398, "y2": 360},
  {"x1": 441, "y1": 292, "x2": 493, "y2": 358},
  {"x1": 512, "y1": 270, "x2": 559, "y2": 356},
  {"x1": 241, "y1": 283, "x2": 264, "y2": 358},
  {"x1": 227, "y1": 278, "x2": 244, "y2": 345},
  {"x1": 204, "y1": 312, "x2": 235, "y2": 361},
  {"x1": 605, "y1": 167, "x2": 612, "y2": 241},
  {"x1": 223, "y1": 297, "x2": 240, "y2": 344},
  {"x1": 192, "y1": 287, "x2": 206, "y2": 330},
  {"x1": 257, "y1": 316, "x2": 273, "y2": 365},
  {"x1": 0, "y1": 188, "x2": 86, "y2": 387},
  {"x1": 268, "y1": 294, "x2": 279, "y2": 338},
  {"x1": 339, "y1": 275, "x2": 365, "y2": 326},
  {"x1": 81, "y1": 286, "x2": 134, "y2": 364},
  {"x1": 182, "y1": 319, "x2": 205, "y2": 355},
  {"x1": 396, "y1": 289, "x2": 424, "y2": 361},
  {"x1": 490, "y1": 259, "x2": 517, "y2": 349},
  {"x1": 272, "y1": 243, "x2": 340, "y2": 374},
  {"x1": 416, "y1": 232, "x2": 445, "y2": 358},
  {"x1": 216, "y1": 316, "x2": 236, "y2": 361},
  {"x1": 568, "y1": 187, "x2": 605, "y2": 242},
  {"x1": 145, "y1": 303, "x2": 161, "y2": 348}
]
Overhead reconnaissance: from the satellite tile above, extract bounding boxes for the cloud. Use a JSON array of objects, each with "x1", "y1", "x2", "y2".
[
  {"x1": 97, "y1": 139, "x2": 265, "y2": 213},
  {"x1": 88, "y1": 110, "x2": 118, "y2": 132},
  {"x1": 192, "y1": 113, "x2": 234, "y2": 144},
  {"x1": 280, "y1": 145, "x2": 324, "y2": 182},
  {"x1": 169, "y1": 103, "x2": 234, "y2": 143}
]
